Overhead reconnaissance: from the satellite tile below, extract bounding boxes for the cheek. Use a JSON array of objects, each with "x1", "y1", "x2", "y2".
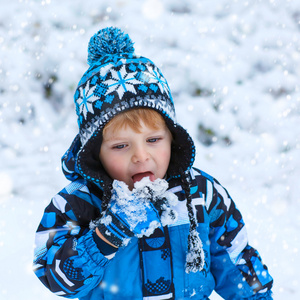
[
  {"x1": 104, "y1": 156, "x2": 125, "y2": 177},
  {"x1": 158, "y1": 146, "x2": 172, "y2": 168},
  {"x1": 102, "y1": 154, "x2": 131, "y2": 183}
]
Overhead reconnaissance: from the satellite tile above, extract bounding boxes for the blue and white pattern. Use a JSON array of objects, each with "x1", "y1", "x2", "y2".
[
  {"x1": 76, "y1": 81, "x2": 99, "y2": 120},
  {"x1": 33, "y1": 166, "x2": 273, "y2": 299},
  {"x1": 74, "y1": 56, "x2": 176, "y2": 129},
  {"x1": 103, "y1": 65, "x2": 143, "y2": 98},
  {"x1": 144, "y1": 64, "x2": 171, "y2": 97}
]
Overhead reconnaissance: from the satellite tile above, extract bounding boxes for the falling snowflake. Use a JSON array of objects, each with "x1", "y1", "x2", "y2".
[{"x1": 76, "y1": 81, "x2": 101, "y2": 119}]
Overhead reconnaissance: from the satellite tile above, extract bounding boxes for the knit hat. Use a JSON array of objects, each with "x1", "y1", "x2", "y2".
[{"x1": 72, "y1": 27, "x2": 203, "y2": 272}]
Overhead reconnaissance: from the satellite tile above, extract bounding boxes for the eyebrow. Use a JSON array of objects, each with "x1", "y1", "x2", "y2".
[
  {"x1": 103, "y1": 129, "x2": 168, "y2": 143},
  {"x1": 102, "y1": 135, "x2": 124, "y2": 143}
]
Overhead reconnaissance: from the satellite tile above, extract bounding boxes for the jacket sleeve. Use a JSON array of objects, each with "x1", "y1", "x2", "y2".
[
  {"x1": 33, "y1": 183, "x2": 111, "y2": 298},
  {"x1": 205, "y1": 175, "x2": 273, "y2": 299}
]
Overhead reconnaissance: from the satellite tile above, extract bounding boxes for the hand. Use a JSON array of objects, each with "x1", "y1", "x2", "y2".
[
  {"x1": 96, "y1": 180, "x2": 162, "y2": 247},
  {"x1": 134, "y1": 177, "x2": 178, "y2": 226}
]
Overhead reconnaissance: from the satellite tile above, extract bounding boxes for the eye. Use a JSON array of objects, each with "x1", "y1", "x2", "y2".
[
  {"x1": 147, "y1": 137, "x2": 160, "y2": 143},
  {"x1": 113, "y1": 144, "x2": 126, "y2": 149}
]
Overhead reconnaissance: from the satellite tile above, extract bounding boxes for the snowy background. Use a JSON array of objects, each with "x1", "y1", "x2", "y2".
[{"x1": 0, "y1": 0, "x2": 299, "y2": 299}]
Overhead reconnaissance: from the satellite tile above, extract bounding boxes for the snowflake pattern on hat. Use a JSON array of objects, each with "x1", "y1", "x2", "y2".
[
  {"x1": 75, "y1": 54, "x2": 175, "y2": 128},
  {"x1": 76, "y1": 82, "x2": 98, "y2": 119},
  {"x1": 72, "y1": 27, "x2": 195, "y2": 182},
  {"x1": 104, "y1": 65, "x2": 143, "y2": 98}
]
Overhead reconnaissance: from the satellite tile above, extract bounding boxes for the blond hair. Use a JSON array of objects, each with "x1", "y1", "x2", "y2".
[{"x1": 103, "y1": 108, "x2": 169, "y2": 135}]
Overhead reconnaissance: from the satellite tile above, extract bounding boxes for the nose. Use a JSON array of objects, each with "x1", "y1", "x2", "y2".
[{"x1": 132, "y1": 144, "x2": 150, "y2": 164}]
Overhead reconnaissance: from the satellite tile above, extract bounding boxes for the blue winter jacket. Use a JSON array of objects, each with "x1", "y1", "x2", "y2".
[{"x1": 33, "y1": 163, "x2": 273, "y2": 299}]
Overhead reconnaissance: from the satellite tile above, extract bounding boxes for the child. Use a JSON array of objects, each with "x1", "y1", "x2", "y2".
[{"x1": 33, "y1": 27, "x2": 273, "y2": 299}]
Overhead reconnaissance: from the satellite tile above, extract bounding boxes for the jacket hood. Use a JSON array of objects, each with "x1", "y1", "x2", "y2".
[{"x1": 61, "y1": 134, "x2": 82, "y2": 182}]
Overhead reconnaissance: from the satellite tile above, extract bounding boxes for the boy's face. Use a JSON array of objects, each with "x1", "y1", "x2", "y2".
[{"x1": 99, "y1": 121, "x2": 172, "y2": 190}]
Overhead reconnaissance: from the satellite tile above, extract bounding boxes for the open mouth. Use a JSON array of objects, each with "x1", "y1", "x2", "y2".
[{"x1": 132, "y1": 172, "x2": 155, "y2": 183}]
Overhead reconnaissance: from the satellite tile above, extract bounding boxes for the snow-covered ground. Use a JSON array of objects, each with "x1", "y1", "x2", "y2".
[{"x1": 0, "y1": 0, "x2": 299, "y2": 299}]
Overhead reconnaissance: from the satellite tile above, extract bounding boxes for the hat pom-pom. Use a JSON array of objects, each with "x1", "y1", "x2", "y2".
[{"x1": 87, "y1": 27, "x2": 135, "y2": 65}]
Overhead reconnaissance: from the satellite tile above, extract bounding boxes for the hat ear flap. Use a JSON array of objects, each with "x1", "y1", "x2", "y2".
[
  {"x1": 167, "y1": 123, "x2": 195, "y2": 178},
  {"x1": 76, "y1": 133, "x2": 102, "y2": 178},
  {"x1": 76, "y1": 133, "x2": 113, "y2": 212}
]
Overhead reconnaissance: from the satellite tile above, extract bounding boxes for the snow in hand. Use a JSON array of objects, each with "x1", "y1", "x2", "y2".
[
  {"x1": 105, "y1": 177, "x2": 178, "y2": 238},
  {"x1": 134, "y1": 177, "x2": 179, "y2": 227}
]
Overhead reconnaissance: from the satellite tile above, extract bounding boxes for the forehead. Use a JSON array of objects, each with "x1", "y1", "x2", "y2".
[
  {"x1": 102, "y1": 108, "x2": 168, "y2": 136},
  {"x1": 102, "y1": 120, "x2": 169, "y2": 141}
]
